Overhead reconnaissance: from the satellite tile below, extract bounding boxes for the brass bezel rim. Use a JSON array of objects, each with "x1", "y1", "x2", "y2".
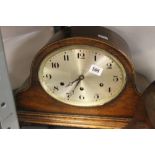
[{"x1": 38, "y1": 44, "x2": 127, "y2": 107}]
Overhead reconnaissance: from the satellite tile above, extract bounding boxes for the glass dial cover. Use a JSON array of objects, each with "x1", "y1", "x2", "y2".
[{"x1": 38, "y1": 45, "x2": 126, "y2": 107}]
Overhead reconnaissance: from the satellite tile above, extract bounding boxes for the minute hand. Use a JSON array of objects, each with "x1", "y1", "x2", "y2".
[
  {"x1": 66, "y1": 79, "x2": 81, "y2": 99},
  {"x1": 72, "y1": 79, "x2": 81, "y2": 92},
  {"x1": 66, "y1": 77, "x2": 80, "y2": 87}
]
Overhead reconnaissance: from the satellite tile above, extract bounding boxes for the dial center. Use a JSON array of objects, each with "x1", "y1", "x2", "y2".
[{"x1": 79, "y1": 75, "x2": 84, "y2": 80}]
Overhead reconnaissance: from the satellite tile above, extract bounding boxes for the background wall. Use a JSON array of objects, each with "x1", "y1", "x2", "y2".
[
  {"x1": 1, "y1": 26, "x2": 155, "y2": 89},
  {"x1": 1, "y1": 26, "x2": 54, "y2": 89}
]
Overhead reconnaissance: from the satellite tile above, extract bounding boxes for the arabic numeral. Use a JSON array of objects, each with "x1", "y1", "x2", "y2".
[
  {"x1": 52, "y1": 86, "x2": 59, "y2": 93},
  {"x1": 43, "y1": 74, "x2": 52, "y2": 79},
  {"x1": 113, "y1": 76, "x2": 119, "y2": 82},
  {"x1": 106, "y1": 63, "x2": 112, "y2": 69},
  {"x1": 52, "y1": 62, "x2": 59, "y2": 68},
  {"x1": 79, "y1": 95, "x2": 85, "y2": 100},
  {"x1": 64, "y1": 54, "x2": 69, "y2": 61},
  {"x1": 108, "y1": 87, "x2": 111, "y2": 93},
  {"x1": 94, "y1": 55, "x2": 97, "y2": 61},
  {"x1": 77, "y1": 52, "x2": 85, "y2": 59},
  {"x1": 94, "y1": 94, "x2": 100, "y2": 101}
]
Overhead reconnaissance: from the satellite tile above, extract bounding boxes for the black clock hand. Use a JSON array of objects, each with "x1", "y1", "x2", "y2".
[
  {"x1": 66, "y1": 77, "x2": 80, "y2": 87},
  {"x1": 66, "y1": 75, "x2": 84, "y2": 87},
  {"x1": 67, "y1": 79, "x2": 81, "y2": 99},
  {"x1": 66, "y1": 75, "x2": 84, "y2": 99},
  {"x1": 72, "y1": 79, "x2": 81, "y2": 92},
  {"x1": 71, "y1": 75, "x2": 84, "y2": 92}
]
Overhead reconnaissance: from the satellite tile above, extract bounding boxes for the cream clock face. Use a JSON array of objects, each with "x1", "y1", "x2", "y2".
[{"x1": 38, "y1": 45, "x2": 126, "y2": 107}]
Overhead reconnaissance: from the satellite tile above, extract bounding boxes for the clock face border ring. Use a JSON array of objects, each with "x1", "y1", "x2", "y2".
[{"x1": 38, "y1": 45, "x2": 127, "y2": 107}]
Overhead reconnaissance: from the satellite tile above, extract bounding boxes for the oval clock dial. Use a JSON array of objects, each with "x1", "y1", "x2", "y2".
[{"x1": 38, "y1": 45, "x2": 126, "y2": 107}]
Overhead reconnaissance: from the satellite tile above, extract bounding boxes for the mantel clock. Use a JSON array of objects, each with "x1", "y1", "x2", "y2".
[{"x1": 15, "y1": 27, "x2": 154, "y2": 128}]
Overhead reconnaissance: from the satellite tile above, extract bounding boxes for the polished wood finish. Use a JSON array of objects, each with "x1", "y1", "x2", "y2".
[
  {"x1": 125, "y1": 81, "x2": 155, "y2": 128},
  {"x1": 142, "y1": 81, "x2": 155, "y2": 128},
  {"x1": 49, "y1": 26, "x2": 131, "y2": 57},
  {"x1": 18, "y1": 111, "x2": 149, "y2": 129},
  {"x1": 15, "y1": 27, "x2": 150, "y2": 128}
]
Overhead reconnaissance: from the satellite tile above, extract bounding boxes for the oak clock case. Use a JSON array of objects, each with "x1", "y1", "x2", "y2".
[{"x1": 15, "y1": 27, "x2": 151, "y2": 128}]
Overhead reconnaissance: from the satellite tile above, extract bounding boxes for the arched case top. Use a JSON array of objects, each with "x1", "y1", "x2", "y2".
[{"x1": 49, "y1": 27, "x2": 131, "y2": 58}]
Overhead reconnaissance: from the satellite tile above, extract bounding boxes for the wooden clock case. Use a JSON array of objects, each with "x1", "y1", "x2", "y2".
[{"x1": 15, "y1": 26, "x2": 152, "y2": 128}]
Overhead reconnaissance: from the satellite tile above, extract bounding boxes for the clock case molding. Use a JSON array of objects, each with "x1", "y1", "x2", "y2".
[{"x1": 15, "y1": 27, "x2": 153, "y2": 128}]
